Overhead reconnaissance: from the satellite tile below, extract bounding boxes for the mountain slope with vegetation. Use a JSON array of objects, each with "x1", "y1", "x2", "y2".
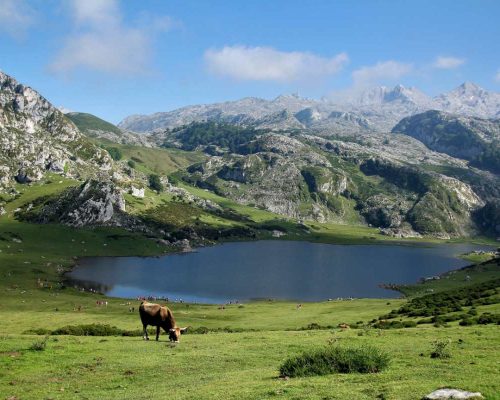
[
  {"x1": 66, "y1": 111, "x2": 152, "y2": 147},
  {"x1": 1, "y1": 70, "x2": 499, "y2": 241},
  {"x1": 393, "y1": 110, "x2": 500, "y2": 173},
  {"x1": 152, "y1": 122, "x2": 496, "y2": 238}
]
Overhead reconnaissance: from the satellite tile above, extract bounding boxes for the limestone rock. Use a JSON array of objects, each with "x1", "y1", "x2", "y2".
[
  {"x1": 422, "y1": 388, "x2": 483, "y2": 400},
  {"x1": 0, "y1": 70, "x2": 111, "y2": 188},
  {"x1": 131, "y1": 186, "x2": 145, "y2": 198},
  {"x1": 28, "y1": 180, "x2": 126, "y2": 227}
]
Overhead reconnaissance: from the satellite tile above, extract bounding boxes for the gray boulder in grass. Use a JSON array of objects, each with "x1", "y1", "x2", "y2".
[{"x1": 423, "y1": 389, "x2": 483, "y2": 399}]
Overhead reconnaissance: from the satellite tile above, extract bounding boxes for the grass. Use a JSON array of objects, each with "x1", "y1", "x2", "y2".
[
  {"x1": 1, "y1": 179, "x2": 500, "y2": 399},
  {"x1": 1, "y1": 327, "x2": 499, "y2": 399},
  {"x1": 66, "y1": 112, "x2": 122, "y2": 135},
  {"x1": 395, "y1": 260, "x2": 500, "y2": 297},
  {"x1": 459, "y1": 251, "x2": 498, "y2": 264}
]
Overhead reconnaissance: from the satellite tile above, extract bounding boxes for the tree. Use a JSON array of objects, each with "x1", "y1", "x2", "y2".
[
  {"x1": 105, "y1": 146, "x2": 122, "y2": 161},
  {"x1": 148, "y1": 174, "x2": 163, "y2": 192}
]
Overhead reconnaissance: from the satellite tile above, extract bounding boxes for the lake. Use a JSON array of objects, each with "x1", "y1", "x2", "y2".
[{"x1": 67, "y1": 241, "x2": 491, "y2": 303}]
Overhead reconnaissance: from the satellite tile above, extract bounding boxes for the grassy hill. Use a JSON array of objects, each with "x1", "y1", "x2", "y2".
[{"x1": 66, "y1": 112, "x2": 122, "y2": 135}]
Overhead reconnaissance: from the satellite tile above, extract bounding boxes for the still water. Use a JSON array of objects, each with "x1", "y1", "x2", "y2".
[{"x1": 68, "y1": 241, "x2": 490, "y2": 303}]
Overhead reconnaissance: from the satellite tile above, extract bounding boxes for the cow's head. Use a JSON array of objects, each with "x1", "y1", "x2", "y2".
[{"x1": 168, "y1": 327, "x2": 188, "y2": 342}]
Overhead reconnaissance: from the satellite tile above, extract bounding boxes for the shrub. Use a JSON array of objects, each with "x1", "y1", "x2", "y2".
[
  {"x1": 51, "y1": 324, "x2": 128, "y2": 336},
  {"x1": 477, "y1": 312, "x2": 500, "y2": 325},
  {"x1": 459, "y1": 318, "x2": 476, "y2": 326},
  {"x1": 25, "y1": 328, "x2": 51, "y2": 335},
  {"x1": 279, "y1": 345, "x2": 390, "y2": 377},
  {"x1": 430, "y1": 339, "x2": 451, "y2": 359},
  {"x1": 29, "y1": 336, "x2": 49, "y2": 351},
  {"x1": 303, "y1": 323, "x2": 322, "y2": 330},
  {"x1": 105, "y1": 146, "x2": 123, "y2": 161},
  {"x1": 148, "y1": 174, "x2": 164, "y2": 192},
  {"x1": 190, "y1": 326, "x2": 210, "y2": 334},
  {"x1": 127, "y1": 160, "x2": 136, "y2": 169}
]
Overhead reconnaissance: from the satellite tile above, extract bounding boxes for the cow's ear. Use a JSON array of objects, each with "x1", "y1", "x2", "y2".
[{"x1": 180, "y1": 327, "x2": 188, "y2": 334}]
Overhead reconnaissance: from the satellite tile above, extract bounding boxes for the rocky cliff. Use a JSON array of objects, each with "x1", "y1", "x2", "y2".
[{"x1": 0, "y1": 71, "x2": 112, "y2": 188}]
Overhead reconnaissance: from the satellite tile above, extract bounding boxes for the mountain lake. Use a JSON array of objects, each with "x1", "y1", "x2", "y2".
[{"x1": 67, "y1": 240, "x2": 492, "y2": 303}]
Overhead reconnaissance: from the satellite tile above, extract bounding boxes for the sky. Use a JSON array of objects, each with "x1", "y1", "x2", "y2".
[{"x1": 1, "y1": 0, "x2": 500, "y2": 124}]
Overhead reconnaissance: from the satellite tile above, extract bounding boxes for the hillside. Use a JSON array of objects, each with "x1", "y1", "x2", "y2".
[
  {"x1": 1, "y1": 70, "x2": 500, "y2": 241},
  {"x1": 66, "y1": 112, "x2": 152, "y2": 147},
  {"x1": 154, "y1": 122, "x2": 499, "y2": 238},
  {"x1": 393, "y1": 110, "x2": 500, "y2": 174},
  {"x1": 0, "y1": 71, "x2": 111, "y2": 188}
]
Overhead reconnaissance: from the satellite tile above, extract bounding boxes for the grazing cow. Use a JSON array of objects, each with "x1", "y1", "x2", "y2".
[{"x1": 139, "y1": 301, "x2": 187, "y2": 342}]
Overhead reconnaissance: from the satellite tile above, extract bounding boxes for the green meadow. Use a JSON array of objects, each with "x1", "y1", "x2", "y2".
[{"x1": 0, "y1": 177, "x2": 499, "y2": 400}]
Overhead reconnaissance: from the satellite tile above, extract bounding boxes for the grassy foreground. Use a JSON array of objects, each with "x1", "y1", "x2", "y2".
[{"x1": 1, "y1": 180, "x2": 499, "y2": 399}]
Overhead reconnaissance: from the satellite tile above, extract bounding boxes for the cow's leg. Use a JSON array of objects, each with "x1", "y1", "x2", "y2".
[
  {"x1": 156, "y1": 326, "x2": 160, "y2": 341},
  {"x1": 143, "y1": 324, "x2": 149, "y2": 340}
]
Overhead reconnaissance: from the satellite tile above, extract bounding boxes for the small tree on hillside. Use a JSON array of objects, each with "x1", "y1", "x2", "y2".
[
  {"x1": 105, "y1": 146, "x2": 123, "y2": 161},
  {"x1": 148, "y1": 174, "x2": 163, "y2": 192}
]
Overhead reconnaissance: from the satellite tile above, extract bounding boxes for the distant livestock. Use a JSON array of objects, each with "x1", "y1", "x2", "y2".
[{"x1": 139, "y1": 301, "x2": 187, "y2": 342}]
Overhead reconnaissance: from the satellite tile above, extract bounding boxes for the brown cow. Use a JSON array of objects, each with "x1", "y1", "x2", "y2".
[{"x1": 139, "y1": 301, "x2": 187, "y2": 342}]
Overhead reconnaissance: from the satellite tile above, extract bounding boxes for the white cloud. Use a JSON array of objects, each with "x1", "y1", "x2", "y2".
[
  {"x1": 495, "y1": 69, "x2": 500, "y2": 83},
  {"x1": 205, "y1": 45, "x2": 349, "y2": 82},
  {"x1": 352, "y1": 60, "x2": 413, "y2": 86},
  {"x1": 433, "y1": 56, "x2": 465, "y2": 69},
  {"x1": 50, "y1": 0, "x2": 176, "y2": 76},
  {"x1": 0, "y1": 0, "x2": 36, "y2": 39}
]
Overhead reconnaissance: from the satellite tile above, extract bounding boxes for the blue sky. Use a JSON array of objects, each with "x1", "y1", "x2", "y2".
[{"x1": 1, "y1": 0, "x2": 499, "y2": 123}]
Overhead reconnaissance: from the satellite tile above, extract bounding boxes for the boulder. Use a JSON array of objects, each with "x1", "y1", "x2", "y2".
[
  {"x1": 422, "y1": 389, "x2": 483, "y2": 400},
  {"x1": 131, "y1": 186, "x2": 145, "y2": 198},
  {"x1": 27, "y1": 180, "x2": 127, "y2": 227}
]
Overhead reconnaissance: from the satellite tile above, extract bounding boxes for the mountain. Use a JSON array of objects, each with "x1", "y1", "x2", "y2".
[
  {"x1": 2, "y1": 69, "x2": 499, "y2": 239},
  {"x1": 119, "y1": 83, "x2": 500, "y2": 134},
  {"x1": 435, "y1": 82, "x2": 500, "y2": 118},
  {"x1": 393, "y1": 110, "x2": 500, "y2": 174},
  {"x1": 0, "y1": 71, "x2": 111, "y2": 187},
  {"x1": 349, "y1": 85, "x2": 432, "y2": 108},
  {"x1": 66, "y1": 112, "x2": 152, "y2": 147},
  {"x1": 155, "y1": 121, "x2": 500, "y2": 238},
  {"x1": 339, "y1": 85, "x2": 435, "y2": 131}
]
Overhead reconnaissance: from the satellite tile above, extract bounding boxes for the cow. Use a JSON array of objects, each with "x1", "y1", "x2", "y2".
[{"x1": 139, "y1": 301, "x2": 187, "y2": 342}]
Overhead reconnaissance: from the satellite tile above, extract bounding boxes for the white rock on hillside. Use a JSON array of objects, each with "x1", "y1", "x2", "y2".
[
  {"x1": 422, "y1": 388, "x2": 483, "y2": 399},
  {"x1": 131, "y1": 186, "x2": 145, "y2": 198}
]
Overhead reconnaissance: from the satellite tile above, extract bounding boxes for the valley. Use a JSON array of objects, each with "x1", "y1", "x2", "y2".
[{"x1": 1, "y1": 69, "x2": 499, "y2": 400}]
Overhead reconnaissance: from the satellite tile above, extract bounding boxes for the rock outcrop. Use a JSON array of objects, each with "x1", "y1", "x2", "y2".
[
  {"x1": 422, "y1": 388, "x2": 483, "y2": 400},
  {"x1": 21, "y1": 180, "x2": 127, "y2": 227},
  {"x1": 0, "y1": 71, "x2": 112, "y2": 189}
]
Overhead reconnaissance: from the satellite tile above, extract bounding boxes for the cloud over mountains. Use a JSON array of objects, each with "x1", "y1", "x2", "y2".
[{"x1": 205, "y1": 45, "x2": 349, "y2": 82}]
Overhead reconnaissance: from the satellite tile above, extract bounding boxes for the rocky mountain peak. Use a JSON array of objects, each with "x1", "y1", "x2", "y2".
[{"x1": 435, "y1": 82, "x2": 500, "y2": 117}]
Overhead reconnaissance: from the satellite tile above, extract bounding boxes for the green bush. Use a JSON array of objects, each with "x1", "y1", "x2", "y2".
[
  {"x1": 127, "y1": 160, "x2": 136, "y2": 169},
  {"x1": 476, "y1": 312, "x2": 500, "y2": 325},
  {"x1": 105, "y1": 146, "x2": 123, "y2": 161},
  {"x1": 51, "y1": 324, "x2": 130, "y2": 336},
  {"x1": 279, "y1": 345, "x2": 390, "y2": 377},
  {"x1": 148, "y1": 174, "x2": 164, "y2": 192},
  {"x1": 29, "y1": 336, "x2": 49, "y2": 351},
  {"x1": 25, "y1": 328, "x2": 51, "y2": 335},
  {"x1": 430, "y1": 339, "x2": 451, "y2": 359}
]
